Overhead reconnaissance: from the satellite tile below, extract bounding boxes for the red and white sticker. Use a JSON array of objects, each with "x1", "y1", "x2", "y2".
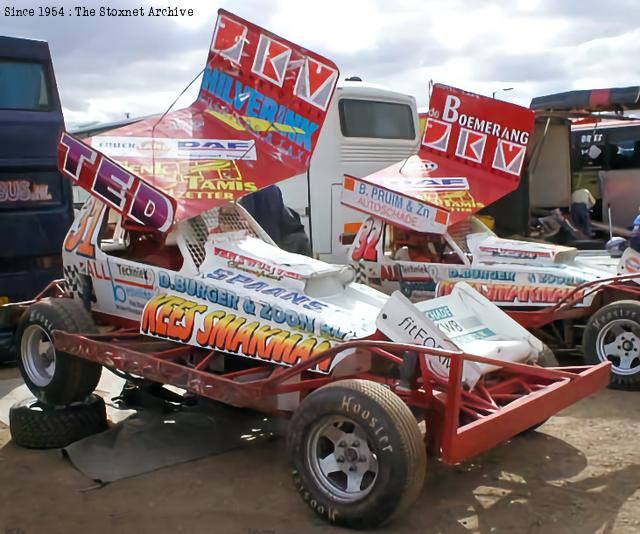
[
  {"x1": 492, "y1": 140, "x2": 526, "y2": 176},
  {"x1": 211, "y1": 15, "x2": 247, "y2": 64},
  {"x1": 294, "y1": 57, "x2": 338, "y2": 111},
  {"x1": 455, "y1": 128, "x2": 486, "y2": 163},
  {"x1": 251, "y1": 34, "x2": 291, "y2": 87},
  {"x1": 423, "y1": 118, "x2": 451, "y2": 152}
]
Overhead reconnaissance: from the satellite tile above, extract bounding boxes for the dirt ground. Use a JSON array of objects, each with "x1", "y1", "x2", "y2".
[{"x1": 0, "y1": 365, "x2": 639, "y2": 534}]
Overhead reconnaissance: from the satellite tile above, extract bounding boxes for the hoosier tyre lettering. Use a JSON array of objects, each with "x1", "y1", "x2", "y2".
[
  {"x1": 286, "y1": 379, "x2": 426, "y2": 529},
  {"x1": 584, "y1": 300, "x2": 640, "y2": 390},
  {"x1": 17, "y1": 298, "x2": 102, "y2": 406}
]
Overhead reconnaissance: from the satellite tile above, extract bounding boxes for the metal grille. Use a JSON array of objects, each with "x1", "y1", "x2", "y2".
[
  {"x1": 183, "y1": 216, "x2": 208, "y2": 267},
  {"x1": 182, "y1": 205, "x2": 259, "y2": 268},
  {"x1": 201, "y1": 206, "x2": 258, "y2": 235}
]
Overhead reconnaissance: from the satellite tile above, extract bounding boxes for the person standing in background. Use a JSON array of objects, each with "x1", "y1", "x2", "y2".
[
  {"x1": 630, "y1": 206, "x2": 640, "y2": 253},
  {"x1": 570, "y1": 188, "x2": 596, "y2": 238},
  {"x1": 239, "y1": 185, "x2": 312, "y2": 256}
]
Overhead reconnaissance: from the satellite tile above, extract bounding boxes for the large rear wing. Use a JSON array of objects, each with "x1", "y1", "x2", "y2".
[
  {"x1": 58, "y1": 9, "x2": 339, "y2": 229},
  {"x1": 342, "y1": 84, "x2": 535, "y2": 231}
]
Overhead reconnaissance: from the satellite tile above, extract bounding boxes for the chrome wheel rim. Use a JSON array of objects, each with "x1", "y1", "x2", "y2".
[
  {"x1": 596, "y1": 319, "x2": 640, "y2": 376},
  {"x1": 21, "y1": 324, "x2": 56, "y2": 387},
  {"x1": 306, "y1": 415, "x2": 379, "y2": 503}
]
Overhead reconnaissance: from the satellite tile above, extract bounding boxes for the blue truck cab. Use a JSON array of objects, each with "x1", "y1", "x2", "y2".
[{"x1": 0, "y1": 36, "x2": 73, "y2": 355}]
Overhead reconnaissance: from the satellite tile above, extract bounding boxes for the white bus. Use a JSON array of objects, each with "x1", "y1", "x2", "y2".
[{"x1": 278, "y1": 79, "x2": 420, "y2": 263}]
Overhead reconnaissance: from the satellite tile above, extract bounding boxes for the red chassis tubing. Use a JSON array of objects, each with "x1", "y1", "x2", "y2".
[
  {"x1": 507, "y1": 272, "x2": 640, "y2": 328},
  {"x1": 52, "y1": 329, "x2": 610, "y2": 465}
]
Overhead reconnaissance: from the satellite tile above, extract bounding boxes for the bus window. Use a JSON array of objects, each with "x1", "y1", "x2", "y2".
[
  {"x1": 609, "y1": 138, "x2": 640, "y2": 170},
  {"x1": 571, "y1": 130, "x2": 605, "y2": 171},
  {"x1": 339, "y1": 99, "x2": 415, "y2": 139},
  {"x1": 0, "y1": 61, "x2": 50, "y2": 110}
]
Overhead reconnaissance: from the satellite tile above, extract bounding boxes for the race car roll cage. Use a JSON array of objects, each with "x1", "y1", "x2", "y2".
[{"x1": 15, "y1": 277, "x2": 611, "y2": 465}]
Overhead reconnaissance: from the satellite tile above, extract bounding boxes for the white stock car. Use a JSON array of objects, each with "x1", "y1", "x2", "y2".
[
  {"x1": 344, "y1": 172, "x2": 640, "y2": 389},
  {"x1": 0, "y1": 11, "x2": 613, "y2": 528}
]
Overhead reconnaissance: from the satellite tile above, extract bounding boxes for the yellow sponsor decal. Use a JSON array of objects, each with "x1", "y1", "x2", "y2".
[
  {"x1": 423, "y1": 190, "x2": 485, "y2": 213},
  {"x1": 206, "y1": 109, "x2": 306, "y2": 135},
  {"x1": 142, "y1": 294, "x2": 334, "y2": 373}
]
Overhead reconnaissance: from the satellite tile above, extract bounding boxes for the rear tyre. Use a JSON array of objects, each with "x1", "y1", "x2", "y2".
[
  {"x1": 17, "y1": 298, "x2": 102, "y2": 406},
  {"x1": 9, "y1": 394, "x2": 108, "y2": 449},
  {"x1": 583, "y1": 300, "x2": 640, "y2": 390},
  {"x1": 287, "y1": 379, "x2": 426, "y2": 529}
]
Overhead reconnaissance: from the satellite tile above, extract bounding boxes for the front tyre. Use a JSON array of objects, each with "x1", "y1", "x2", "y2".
[
  {"x1": 583, "y1": 300, "x2": 640, "y2": 390},
  {"x1": 287, "y1": 379, "x2": 426, "y2": 529},
  {"x1": 17, "y1": 298, "x2": 102, "y2": 406}
]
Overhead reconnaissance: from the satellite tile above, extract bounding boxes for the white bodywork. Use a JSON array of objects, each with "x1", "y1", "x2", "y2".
[
  {"x1": 618, "y1": 247, "x2": 640, "y2": 279},
  {"x1": 377, "y1": 284, "x2": 543, "y2": 388},
  {"x1": 349, "y1": 216, "x2": 621, "y2": 307},
  {"x1": 62, "y1": 199, "x2": 543, "y2": 387}
]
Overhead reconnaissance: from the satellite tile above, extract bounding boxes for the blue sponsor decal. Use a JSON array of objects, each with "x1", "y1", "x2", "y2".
[
  {"x1": 448, "y1": 268, "x2": 516, "y2": 282},
  {"x1": 536, "y1": 273, "x2": 585, "y2": 286},
  {"x1": 259, "y1": 303, "x2": 315, "y2": 334},
  {"x1": 320, "y1": 323, "x2": 352, "y2": 340},
  {"x1": 425, "y1": 306, "x2": 453, "y2": 321},
  {"x1": 451, "y1": 328, "x2": 495, "y2": 343},
  {"x1": 400, "y1": 280, "x2": 436, "y2": 297},
  {"x1": 200, "y1": 67, "x2": 319, "y2": 152},
  {"x1": 207, "y1": 268, "x2": 328, "y2": 312},
  {"x1": 178, "y1": 140, "x2": 253, "y2": 151},
  {"x1": 159, "y1": 272, "x2": 239, "y2": 311}
]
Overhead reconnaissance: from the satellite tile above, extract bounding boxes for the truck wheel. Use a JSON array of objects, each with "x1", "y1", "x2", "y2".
[
  {"x1": 9, "y1": 395, "x2": 108, "y2": 449},
  {"x1": 17, "y1": 298, "x2": 102, "y2": 406},
  {"x1": 583, "y1": 300, "x2": 640, "y2": 390},
  {"x1": 287, "y1": 379, "x2": 426, "y2": 529}
]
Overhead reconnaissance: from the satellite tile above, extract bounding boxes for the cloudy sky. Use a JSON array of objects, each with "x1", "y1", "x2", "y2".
[{"x1": 2, "y1": 0, "x2": 639, "y2": 126}]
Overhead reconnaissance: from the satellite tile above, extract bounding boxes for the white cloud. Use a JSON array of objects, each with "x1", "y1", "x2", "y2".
[{"x1": 1, "y1": 0, "x2": 638, "y2": 123}]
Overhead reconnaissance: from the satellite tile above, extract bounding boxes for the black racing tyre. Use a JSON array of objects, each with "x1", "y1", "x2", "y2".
[
  {"x1": 17, "y1": 298, "x2": 102, "y2": 406},
  {"x1": 9, "y1": 394, "x2": 108, "y2": 449},
  {"x1": 287, "y1": 379, "x2": 426, "y2": 529},
  {"x1": 583, "y1": 300, "x2": 640, "y2": 390}
]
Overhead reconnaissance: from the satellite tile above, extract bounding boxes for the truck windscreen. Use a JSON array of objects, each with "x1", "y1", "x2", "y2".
[{"x1": 0, "y1": 60, "x2": 50, "y2": 110}]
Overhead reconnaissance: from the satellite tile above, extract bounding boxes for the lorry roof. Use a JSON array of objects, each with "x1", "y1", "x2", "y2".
[
  {"x1": 572, "y1": 117, "x2": 640, "y2": 130},
  {"x1": 0, "y1": 36, "x2": 52, "y2": 61},
  {"x1": 531, "y1": 86, "x2": 640, "y2": 114}
]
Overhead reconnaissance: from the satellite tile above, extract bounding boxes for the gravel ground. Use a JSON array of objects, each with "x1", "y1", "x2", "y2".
[{"x1": 0, "y1": 366, "x2": 638, "y2": 534}]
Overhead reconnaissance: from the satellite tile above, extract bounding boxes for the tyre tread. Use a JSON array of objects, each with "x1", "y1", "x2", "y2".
[
  {"x1": 319, "y1": 380, "x2": 426, "y2": 522},
  {"x1": 18, "y1": 298, "x2": 102, "y2": 405},
  {"x1": 583, "y1": 300, "x2": 640, "y2": 390},
  {"x1": 288, "y1": 378, "x2": 426, "y2": 528},
  {"x1": 9, "y1": 394, "x2": 108, "y2": 449}
]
